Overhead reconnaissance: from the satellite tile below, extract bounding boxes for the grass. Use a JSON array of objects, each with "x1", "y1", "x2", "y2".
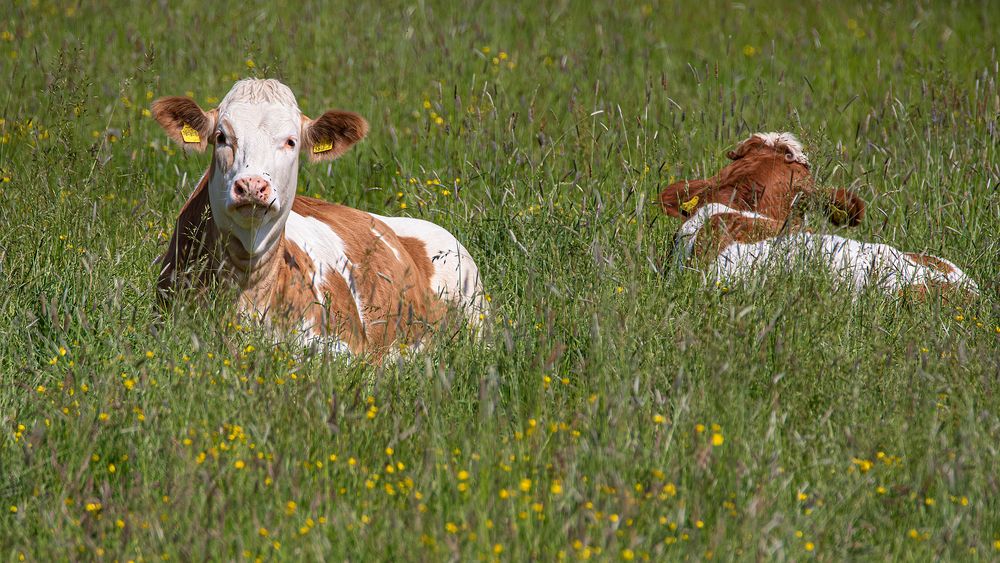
[{"x1": 1, "y1": 0, "x2": 998, "y2": 560}]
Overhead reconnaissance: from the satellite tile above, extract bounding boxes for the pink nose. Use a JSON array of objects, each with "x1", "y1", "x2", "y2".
[{"x1": 232, "y1": 176, "x2": 272, "y2": 206}]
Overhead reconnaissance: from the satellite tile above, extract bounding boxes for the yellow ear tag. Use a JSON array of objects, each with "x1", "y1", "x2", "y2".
[
  {"x1": 312, "y1": 140, "x2": 334, "y2": 154},
  {"x1": 679, "y1": 195, "x2": 699, "y2": 214},
  {"x1": 830, "y1": 206, "x2": 848, "y2": 224},
  {"x1": 180, "y1": 123, "x2": 200, "y2": 144}
]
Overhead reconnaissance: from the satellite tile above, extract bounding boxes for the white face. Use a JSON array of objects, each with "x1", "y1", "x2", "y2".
[
  {"x1": 209, "y1": 101, "x2": 302, "y2": 255},
  {"x1": 153, "y1": 78, "x2": 369, "y2": 256}
]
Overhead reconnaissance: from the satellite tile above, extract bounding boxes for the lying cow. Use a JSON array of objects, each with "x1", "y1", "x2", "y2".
[
  {"x1": 660, "y1": 133, "x2": 978, "y2": 297},
  {"x1": 153, "y1": 79, "x2": 485, "y2": 357}
]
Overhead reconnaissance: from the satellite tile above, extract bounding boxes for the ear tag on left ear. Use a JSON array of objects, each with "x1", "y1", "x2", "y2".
[
  {"x1": 680, "y1": 195, "x2": 699, "y2": 214},
  {"x1": 312, "y1": 140, "x2": 333, "y2": 154},
  {"x1": 180, "y1": 123, "x2": 201, "y2": 144}
]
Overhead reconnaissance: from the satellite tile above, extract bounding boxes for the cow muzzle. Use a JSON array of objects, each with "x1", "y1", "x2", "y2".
[{"x1": 229, "y1": 176, "x2": 274, "y2": 217}]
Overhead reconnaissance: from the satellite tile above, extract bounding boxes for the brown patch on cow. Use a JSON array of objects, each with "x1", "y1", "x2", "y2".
[
  {"x1": 904, "y1": 253, "x2": 955, "y2": 274},
  {"x1": 262, "y1": 239, "x2": 322, "y2": 333},
  {"x1": 292, "y1": 196, "x2": 443, "y2": 359},
  {"x1": 659, "y1": 151, "x2": 814, "y2": 224},
  {"x1": 691, "y1": 212, "x2": 785, "y2": 263},
  {"x1": 898, "y1": 281, "x2": 975, "y2": 305},
  {"x1": 714, "y1": 152, "x2": 814, "y2": 223},
  {"x1": 151, "y1": 97, "x2": 217, "y2": 152},
  {"x1": 156, "y1": 167, "x2": 221, "y2": 307},
  {"x1": 318, "y1": 269, "x2": 367, "y2": 353},
  {"x1": 399, "y1": 237, "x2": 435, "y2": 283},
  {"x1": 827, "y1": 188, "x2": 866, "y2": 227},
  {"x1": 301, "y1": 111, "x2": 369, "y2": 162},
  {"x1": 264, "y1": 239, "x2": 367, "y2": 354}
]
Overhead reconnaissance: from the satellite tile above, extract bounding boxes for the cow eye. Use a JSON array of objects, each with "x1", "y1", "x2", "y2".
[
  {"x1": 285, "y1": 138, "x2": 296, "y2": 149},
  {"x1": 215, "y1": 132, "x2": 227, "y2": 145}
]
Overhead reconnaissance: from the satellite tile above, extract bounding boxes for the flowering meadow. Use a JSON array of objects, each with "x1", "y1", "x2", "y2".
[{"x1": 1, "y1": 1, "x2": 998, "y2": 560}]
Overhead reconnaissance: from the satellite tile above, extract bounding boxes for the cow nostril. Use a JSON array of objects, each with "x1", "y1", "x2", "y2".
[{"x1": 234, "y1": 182, "x2": 246, "y2": 196}]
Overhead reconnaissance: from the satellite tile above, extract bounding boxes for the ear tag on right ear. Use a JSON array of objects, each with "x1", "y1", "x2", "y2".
[
  {"x1": 679, "y1": 195, "x2": 699, "y2": 214},
  {"x1": 830, "y1": 206, "x2": 848, "y2": 225},
  {"x1": 180, "y1": 123, "x2": 201, "y2": 144},
  {"x1": 312, "y1": 140, "x2": 333, "y2": 154}
]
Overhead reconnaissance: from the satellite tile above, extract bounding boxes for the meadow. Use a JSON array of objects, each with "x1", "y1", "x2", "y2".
[{"x1": 1, "y1": 0, "x2": 998, "y2": 560}]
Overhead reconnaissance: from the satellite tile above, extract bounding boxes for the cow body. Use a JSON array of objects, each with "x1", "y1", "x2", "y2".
[
  {"x1": 662, "y1": 133, "x2": 977, "y2": 298},
  {"x1": 153, "y1": 79, "x2": 485, "y2": 358},
  {"x1": 675, "y1": 203, "x2": 978, "y2": 296}
]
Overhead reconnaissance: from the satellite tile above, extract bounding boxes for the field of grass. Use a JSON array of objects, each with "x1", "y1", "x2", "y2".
[{"x1": 2, "y1": 0, "x2": 999, "y2": 560}]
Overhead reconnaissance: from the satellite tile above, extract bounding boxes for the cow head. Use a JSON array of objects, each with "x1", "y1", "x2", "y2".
[
  {"x1": 152, "y1": 79, "x2": 368, "y2": 254},
  {"x1": 659, "y1": 132, "x2": 865, "y2": 227}
]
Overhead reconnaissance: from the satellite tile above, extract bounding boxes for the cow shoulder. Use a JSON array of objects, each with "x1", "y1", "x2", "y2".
[{"x1": 157, "y1": 169, "x2": 218, "y2": 304}]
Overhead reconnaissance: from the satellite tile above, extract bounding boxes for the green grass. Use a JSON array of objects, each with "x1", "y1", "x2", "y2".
[{"x1": 2, "y1": 0, "x2": 999, "y2": 560}]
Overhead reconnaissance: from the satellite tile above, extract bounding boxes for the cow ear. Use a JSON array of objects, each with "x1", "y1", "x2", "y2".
[
  {"x1": 826, "y1": 188, "x2": 866, "y2": 227},
  {"x1": 659, "y1": 179, "x2": 711, "y2": 218},
  {"x1": 151, "y1": 97, "x2": 217, "y2": 152},
  {"x1": 301, "y1": 110, "x2": 369, "y2": 162},
  {"x1": 726, "y1": 136, "x2": 764, "y2": 161}
]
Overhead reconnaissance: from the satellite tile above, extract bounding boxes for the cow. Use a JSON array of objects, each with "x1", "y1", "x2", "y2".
[
  {"x1": 660, "y1": 133, "x2": 978, "y2": 298},
  {"x1": 152, "y1": 79, "x2": 486, "y2": 358}
]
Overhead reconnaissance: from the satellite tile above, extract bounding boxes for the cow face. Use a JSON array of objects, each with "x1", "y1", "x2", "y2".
[{"x1": 152, "y1": 79, "x2": 368, "y2": 254}]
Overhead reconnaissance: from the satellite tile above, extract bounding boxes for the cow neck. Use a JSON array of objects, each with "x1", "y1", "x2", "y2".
[{"x1": 222, "y1": 228, "x2": 286, "y2": 299}]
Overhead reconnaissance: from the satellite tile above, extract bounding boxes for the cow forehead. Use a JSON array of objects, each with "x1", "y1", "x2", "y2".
[
  {"x1": 220, "y1": 102, "x2": 301, "y2": 138},
  {"x1": 216, "y1": 78, "x2": 302, "y2": 138},
  {"x1": 220, "y1": 78, "x2": 299, "y2": 107}
]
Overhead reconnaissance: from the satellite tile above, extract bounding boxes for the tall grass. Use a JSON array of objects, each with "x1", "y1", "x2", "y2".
[{"x1": 1, "y1": 1, "x2": 997, "y2": 560}]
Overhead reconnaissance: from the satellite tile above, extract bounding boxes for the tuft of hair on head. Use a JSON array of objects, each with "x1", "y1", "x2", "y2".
[
  {"x1": 728, "y1": 132, "x2": 810, "y2": 167},
  {"x1": 219, "y1": 78, "x2": 300, "y2": 109}
]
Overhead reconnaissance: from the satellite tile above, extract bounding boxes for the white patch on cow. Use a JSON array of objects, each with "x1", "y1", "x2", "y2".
[
  {"x1": 280, "y1": 324, "x2": 352, "y2": 357},
  {"x1": 742, "y1": 132, "x2": 809, "y2": 166},
  {"x1": 285, "y1": 211, "x2": 366, "y2": 330},
  {"x1": 674, "y1": 203, "x2": 772, "y2": 261},
  {"x1": 370, "y1": 227, "x2": 402, "y2": 261},
  {"x1": 368, "y1": 213, "x2": 486, "y2": 326},
  {"x1": 302, "y1": 333, "x2": 352, "y2": 356}
]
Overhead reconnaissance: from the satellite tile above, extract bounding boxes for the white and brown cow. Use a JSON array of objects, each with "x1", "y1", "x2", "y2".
[
  {"x1": 153, "y1": 79, "x2": 485, "y2": 358},
  {"x1": 661, "y1": 133, "x2": 978, "y2": 298}
]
